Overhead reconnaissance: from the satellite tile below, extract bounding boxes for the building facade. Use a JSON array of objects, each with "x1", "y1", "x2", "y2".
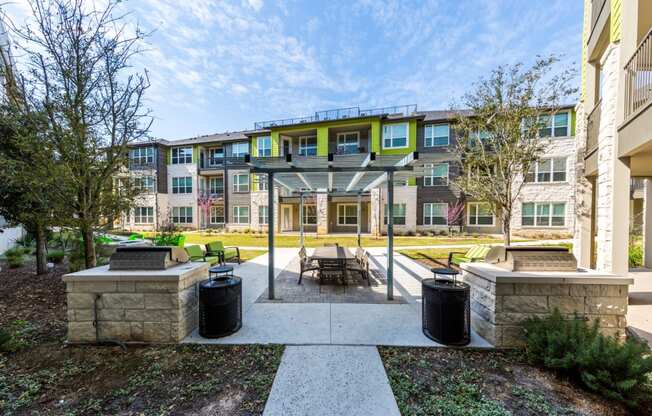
[
  {"x1": 121, "y1": 104, "x2": 578, "y2": 237},
  {"x1": 575, "y1": 0, "x2": 652, "y2": 274}
]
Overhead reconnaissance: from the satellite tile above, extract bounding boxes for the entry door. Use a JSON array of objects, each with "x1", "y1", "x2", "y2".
[
  {"x1": 281, "y1": 138, "x2": 291, "y2": 156},
  {"x1": 282, "y1": 205, "x2": 293, "y2": 231}
]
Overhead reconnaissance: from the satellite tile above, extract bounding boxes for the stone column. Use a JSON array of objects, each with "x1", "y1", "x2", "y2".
[
  {"x1": 370, "y1": 188, "x2": 381, "y2": 236},
  {"x1": 316, "y1": 193, "x2": 328, "y2": 235},
  {"x1": 573, "y1": 101, "x2": 594, "y2": 268},
  {"x1": 595, "y1": 43, "x2": 630, "y2": 275},
  {"x1": 644, "y1": 179, "x2": 652, "y2": 268}
]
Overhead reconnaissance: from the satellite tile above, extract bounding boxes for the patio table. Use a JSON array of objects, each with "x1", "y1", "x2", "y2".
[{"x1": 310, "y1": 246, "x2": 355, "y2": 284}]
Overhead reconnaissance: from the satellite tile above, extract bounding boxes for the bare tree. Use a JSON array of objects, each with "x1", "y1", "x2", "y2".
[
  {"x1": 7, "y1": 0, "x2": 152, "y2": 268},
  {"x1": 454, "y1": 56, "x2": 577, "y2": 245}
]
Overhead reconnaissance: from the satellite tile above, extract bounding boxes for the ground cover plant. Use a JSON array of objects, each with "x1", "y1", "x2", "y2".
[
  {"x1": 380, "y1": 347, "x2": 630, "y2": 416},
  {"x1": 0, "y1": 260, "x2": 283, "y2": 415}
]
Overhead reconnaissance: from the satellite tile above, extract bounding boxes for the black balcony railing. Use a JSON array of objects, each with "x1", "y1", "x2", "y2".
[
  {"x1": 624, "y1": 28, "x2": 652, "y2": 120},
  {"x1": 129, "y1": 160, "x2": 156, "y2": 170},
  {"x1": 254, "y1": 104, "x2": 417, "y2": 130}
]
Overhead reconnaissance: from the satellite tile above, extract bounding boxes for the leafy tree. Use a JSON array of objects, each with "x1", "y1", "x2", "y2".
[
  {"x1": 8, "y1": 0, "x2": 152, "y2": 268},
  {"x1": 454, "y1": 56, "x2": 577, "y2": 245}
]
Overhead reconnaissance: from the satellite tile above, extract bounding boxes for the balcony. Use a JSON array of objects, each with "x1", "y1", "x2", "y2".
[
  {"x1": 254, "y1": 104, "x2": 417, "y2": 130},
  {"x1": 624, "y1": 29, "x2": 652, "y2": 121},
  {"x1": 585, "y1": 99, "x2": 601, "y2": 157},
  {"x1": 129, "y1": 160, "x2": 156, "y2": 170},
  {"x1": 587, "y1": 0, "x2": 609, "y2": 60}
]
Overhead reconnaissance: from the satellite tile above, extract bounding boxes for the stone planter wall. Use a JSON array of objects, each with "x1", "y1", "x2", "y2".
[
  {"x1": 461, "y1": 263, "x2": 633, "y2": 347},
  {"x1": 63, "y1": 262, "x2": 209, "y2": 344}
]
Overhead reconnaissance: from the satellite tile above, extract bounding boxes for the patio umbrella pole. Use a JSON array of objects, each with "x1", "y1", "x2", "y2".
[
  {"x1": 387, "y1": 172, "x2": 394, "y2": 300},
  {"x1": 268, "y1": 172, "x2": 275, "y2": 300},
  {"x1": 299, "y1": 192, "x2": 304, "y2": 247}
]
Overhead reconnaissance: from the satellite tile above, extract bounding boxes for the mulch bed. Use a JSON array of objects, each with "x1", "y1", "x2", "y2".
[
  {"x1": 380, "y1": 347, "x2": 634, "y2": 416},
  {"x1": 0, "y1": 260, "x2": 284, "y2": 415}
]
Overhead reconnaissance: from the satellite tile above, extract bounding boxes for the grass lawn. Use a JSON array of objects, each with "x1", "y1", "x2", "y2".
[
  {"x1": 0, "y1": 261, "x2": 283, "y2": 415},
  {"x1": 147, "y1": 232, "x2": 526, "y2": 248},
  {"x1": 380, "y1": 347, "x2": 628, "y2": 416},
  {"x1": 238, "y1": 249, "x2": 267, "y2": 262}
]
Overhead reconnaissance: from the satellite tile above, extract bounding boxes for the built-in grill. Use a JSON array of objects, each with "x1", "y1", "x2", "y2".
[
  {"x1": 109, "y1": 246, "x2": 189, "y2": 270},
  {"x1": 485, "y1": 246, "x2": 577, "y2": 272}
]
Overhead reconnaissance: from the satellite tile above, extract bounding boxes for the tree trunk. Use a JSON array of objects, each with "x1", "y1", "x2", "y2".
[
  {"x1": 81, "y1": 224, "x2": 96, "y2": 269},
  {"x1": 503, "y1": 216, "x2": 511, "y2": 246},
  {"x1": 35, "y1": 225, "x2": 48, "y2": 275}
]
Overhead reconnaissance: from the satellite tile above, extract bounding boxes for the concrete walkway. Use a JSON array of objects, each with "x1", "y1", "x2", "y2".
[
  {"x1": 263, "y1": 345, "x2": 400, "y2": 416},
  {"x1": 627, "y1": 269, "x2": 652, "y2": 345}
]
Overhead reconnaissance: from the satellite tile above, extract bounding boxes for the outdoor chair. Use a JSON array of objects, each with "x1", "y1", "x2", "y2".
[
  {"x1": 438, "y1": 245, "x2": 492, "y2": 268},
  {"x1": 205, "y1": 241, "x2": 241, "y2": 264},
  {"x1": 184, "y1": 244, "x2": 220, "y2": 266},
  {"x1": 317, "y1": 258, "x2": 344, "y2": 285},
  {"x1": 298, "y1": 247, "x2": 319, "y2": 285},
  {"x1": 347, "y1": 249, "x2": 370, "y2": 285}
]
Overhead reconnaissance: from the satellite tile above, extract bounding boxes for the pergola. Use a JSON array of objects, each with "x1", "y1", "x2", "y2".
[{"x1": 245, "y1": 151, "x2": 438, "y2": 300}]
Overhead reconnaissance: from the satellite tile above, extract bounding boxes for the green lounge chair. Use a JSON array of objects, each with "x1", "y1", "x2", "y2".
[
  {"x1": 205, "y1": 241, "x2": 241, "y2": 264},
  {"x1": 444, "y1": 245, "x2": 492, "y2": 268},
  {"x1": 184, "y1": 244, "x2": 220, "y2": 265}
]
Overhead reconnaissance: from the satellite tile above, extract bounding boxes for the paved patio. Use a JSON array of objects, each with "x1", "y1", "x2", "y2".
[{"x1": 627, "y1": 268, "x2": 652, "y2": 345}]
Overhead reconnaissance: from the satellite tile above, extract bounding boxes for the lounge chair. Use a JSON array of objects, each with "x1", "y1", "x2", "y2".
[
  {"x1": 440, "y1": 245, "x2": 492, "y2": 268},
  {"x1": 298, "y1": 247, "x2": 319, "y2": 285},
  {"x1": 205, "y1": 241, "x2": 241, "y2": 264},
  {"x1": 184, "y1": 244, "x2": 220, "y2": 265}
]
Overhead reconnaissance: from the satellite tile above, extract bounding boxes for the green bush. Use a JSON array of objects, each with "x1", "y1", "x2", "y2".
[
  {"x1": 46, "y1": 250, "x2": 65, "y2": 264},
  {"x1": 128, "y1": 232, "x2": 144, "y2": 240},
  {"x1": 94, "y1": 235, "x2": 113, "y2": 245},
  {"x1": 629, "y1": 244, "x2": 643, "y2": 268},
  {"x1": 3, "y1": 248, "x2": 24, "y2": 268},
  {"x1": 524, "y1": 309, "x2": 652, "y2": 408}
]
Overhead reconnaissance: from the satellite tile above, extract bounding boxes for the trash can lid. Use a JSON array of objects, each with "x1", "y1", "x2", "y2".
[
  {"x1": 200, "y1": 276, "x2": 241, "y2": 289},
  {"x1": 422, "y1": 278, "x2": 469, "y2": 291}
]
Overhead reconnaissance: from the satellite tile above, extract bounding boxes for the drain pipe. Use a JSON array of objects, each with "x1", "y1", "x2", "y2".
[{"x1": 92, "y1": 294, "x2": 127, "y2": 350}]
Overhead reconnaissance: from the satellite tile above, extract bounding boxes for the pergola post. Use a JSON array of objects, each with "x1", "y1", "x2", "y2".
[
  {"x1": 387, "y1": 171, "x2": 394, "y2": 300},
  {"x1": 357, "y1": 193, "x2": 362, "y2": 247},
  {"x1": 268, "y1": 172, "x2": 275, "y2": 300},
  {"x1": 299, "y1": 192, "x2": 305, "y2": 247}
]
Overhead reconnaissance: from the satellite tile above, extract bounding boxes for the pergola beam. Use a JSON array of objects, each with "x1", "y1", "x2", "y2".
[
  {"x1": 328, "y1": 172, "x2": 333, "y2": 192},
  {"x1": 296, "y1": 173, "x2": 313, "y2": 191},
  {"x1": 346, "y1": 153, "x2": 372, "y2": 192},
  {"x1": 273, "y1": 176, "x2": 294, "y2": 192}
]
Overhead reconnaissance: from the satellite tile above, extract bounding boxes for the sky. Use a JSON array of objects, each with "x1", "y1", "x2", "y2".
[{"x1": 4, "y1": 0, "x2": 583, "y2": 141}]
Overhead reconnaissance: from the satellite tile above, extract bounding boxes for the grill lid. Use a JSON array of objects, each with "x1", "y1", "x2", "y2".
[
  {"x1": 109, "y1": 246, "x2": 189, "y2": 270},
  {"x1": 485, "y1": 246, "x2": 577, "y2": 272}
]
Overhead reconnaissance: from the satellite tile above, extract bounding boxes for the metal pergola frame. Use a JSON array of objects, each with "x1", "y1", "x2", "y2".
[{"x1": 245, "y1": 151, "x2": 424, "y2": 301}]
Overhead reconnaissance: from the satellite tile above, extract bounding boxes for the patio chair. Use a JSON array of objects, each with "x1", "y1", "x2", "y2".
[
  {"x1": 439, "y1": 245, "x2": 492, "y2": 268},
  {"x1": 347, "y1": 249, "x2": 370, "y2": 285},
  {"x1": 298, "y1": 247, "x2": 319, "y2": 285},
  {"x1": 317, "y1": 258, "x2": 345, "y2": 285},
  {"x1": 184, "y1": 244, "x2": 220, "y2": 266},
  {"x1": 205, "y1": 241, "x2": 241, "y2": 264}
]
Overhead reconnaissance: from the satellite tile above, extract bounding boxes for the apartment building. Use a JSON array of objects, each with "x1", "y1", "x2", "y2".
[
  {"x1": 575, "y1": 0, "x2": 652, "y2": 274},
  {"x1": 120, "y1": 104, "x2": 578, "y2": 237}
]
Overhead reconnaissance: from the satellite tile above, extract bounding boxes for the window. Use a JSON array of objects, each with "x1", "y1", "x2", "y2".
[
  {"x1": 467, "y1": 203, "x2": 494, "y2": 226},
  {"x1": 172, "y1": 176, "x2": 192, "y2": 194},
  {"x1": 538, "y1": 112, "x2": 569, "y2": 138},
  {"x1": 130, "y1": 147, "x2": 154, "y2": 165},
  {"x1": 171, "y1": 147, "x2": 193, "y2": 164},
  {"x1": 232, "y1": 142, "x2": 249, "y2": 157},
  {"x1": 299, "y1": 136, "x2": 317, "y2": 156},
  {"x1": 337, "y1": 204, "x2": 358, "y2": 225},
  {"x1": 209, "y1": 177, "x2": 223, "y2": 195},
  {"x1": 424, "y1": 124, "x2": 449, "y2": 147},
  {"x1": 209, "y1": 206, "x2": 224, "y2": 224},
  {"x1": 233, "y1": 174, "x2": 249, "y2": 192},
  {"x1": 257, "y1": 136, "x2": 272, "y2": 157},
  {"x1": 172, "y1": 207, "x2": 193, "y2": 224},
  {"x1": 384, "y1": 204, "x2": 407, "y2": 225},
  {"x1": 233, "y1": 206, "x2": 249, "y2": 224},
  {"x1": 134, "y1": 207, "x2": 153, "y2": 224},
  {"x1": 258, "y1": 205, "x2": 268, "y2": 225},
  {"x1": 337, "y1": 132, "x2": 359, "y2": 154},
  {"x1": 208, "y1": 147, "x2": 223, "y2": 165},
  {"x1": 424, "y1": 163, "x2": 449, "y2": 186},
  {"x1": 257, "y1": 174, "x2": 268, "y2": 191},
  {"x1": 423, "y1": 203, "x2": 447, "y2": 225},
  {"x1": 382, "y1": 123, "x2": 408, "y2": 149},
  {"x1": 521, "y1": 202, "x2": 565, "y2": 227},
  {"x1": 525, "y1": 158, "x2": 567, "y2": 183},
  {"x1": 303, "y1": 205, "x2": 317, "y2": 225},
  {"x1": 135, "y1": 176, "x2": 155, "y2": 193}
]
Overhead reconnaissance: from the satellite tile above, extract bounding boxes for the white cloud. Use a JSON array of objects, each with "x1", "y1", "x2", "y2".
[{"x1": 245, "y1": 0, "x2": 263, "y2": 12}]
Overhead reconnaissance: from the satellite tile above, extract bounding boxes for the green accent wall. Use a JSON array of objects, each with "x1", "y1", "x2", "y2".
[
  {"x1": 251, "y1": 136, "x2": 258, "y2": 157},
  {"x1": 317, "y1": 127, "x2": 328, "y2": 156},
  {"x1": 166, "y1": 148, "x2": 171, "y2": 165},
  {"x1": 192, "y1": 145, "x2": 199, "y2": 163},
  {"x1": 370, "y1": 119, "x2": 381, "y2": 153},
  {"x1": 379, "y1": 119, "x2": 417, "y2": 155},
  {"x1": 271, "y1": 133, "x2": 280, "y2": 157},
  {"x1": 408, "y1": 178, "x2": 416, "y2": 186},
  {"x1": 570, "y1": 109, "x2": 576, "y2": 137}
]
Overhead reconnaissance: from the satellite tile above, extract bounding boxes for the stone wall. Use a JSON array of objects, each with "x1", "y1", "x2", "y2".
[
  {"x1": 462, "y1": 263, "x2": 632, "y2": 347},
  {"x1": 64, "y1": 262, "x2": 209, "y2": 344}
]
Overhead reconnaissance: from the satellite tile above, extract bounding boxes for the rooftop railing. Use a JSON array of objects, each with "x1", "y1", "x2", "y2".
[
  {"x1": 624, "y1": 28, "x2": 652, "y2": 121},
  {"x1": 253, "y1": 104, "x2": 417, "y2": 130}
]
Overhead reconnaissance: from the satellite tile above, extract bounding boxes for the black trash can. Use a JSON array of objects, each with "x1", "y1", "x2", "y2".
[
  {"x1": 199, "y1": 276, "x2": 242, "y2": 338},
  {"x1": 422, "y1": 278, "x2": 470, "y2": 346}
]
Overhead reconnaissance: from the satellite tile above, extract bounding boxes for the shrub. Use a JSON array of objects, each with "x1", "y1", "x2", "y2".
[
  {"x1": 152, "y1": 222, "x2": 184, "y2": 247},
  {"x1": 128, "y1": 232, "x2": 144, "y2": 240},
  {"x1": 524, "y1": 309, "x2": 652, "y2": 409},
  {"x1": 629, "y1": 244, "x2": 643, "y2": 268},
  {"x1": 94, "y1": 235, "x2": 113, "y2": 245},
  {"x1": 46, "y1": 250, "x2": 65, "y2": 264},
  {"x1": 3, "y1": 247, "x2": 24, "y2": 268}
]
